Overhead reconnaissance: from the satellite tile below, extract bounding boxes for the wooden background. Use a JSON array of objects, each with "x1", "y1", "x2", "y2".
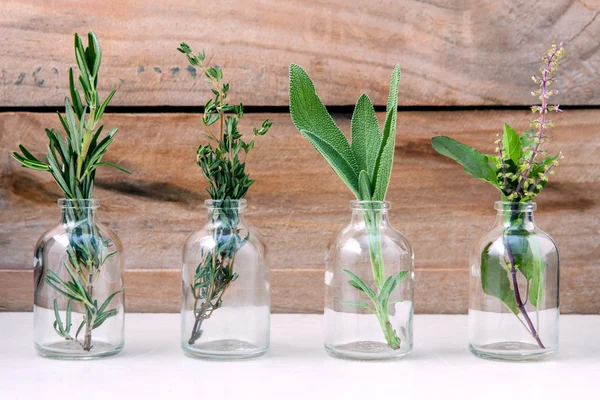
[{"x1": 1, "y1": 0, "x2": 599, "y2": 313}]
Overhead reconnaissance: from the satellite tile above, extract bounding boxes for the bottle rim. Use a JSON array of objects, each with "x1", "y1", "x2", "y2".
[
  {"x1": 57, "y1": 199, "x2": 100, "y2": 209},
  {"x1": 204, "y1": 199, "x2": 247, "y2": 210},
  {"x1": 494, "y1": 201, "x2": 537, "y2": 211},
  {"x1": 349, "y1": 200, "x2": 391, "y2": 211}
]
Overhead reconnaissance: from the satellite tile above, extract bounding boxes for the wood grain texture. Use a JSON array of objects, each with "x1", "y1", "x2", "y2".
[
  {"x1": 1, "y1": 110, "x2": 598, "y2": 312},
  {"x1": 1, "y1": 0, "x2": 599, "y2": 106},
  {"x1": 1, "y1": 268, "x2": 598, "y2": 314}
]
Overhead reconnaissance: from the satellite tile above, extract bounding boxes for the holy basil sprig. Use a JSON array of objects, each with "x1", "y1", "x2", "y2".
[
  {"x1": 431, "y1": 44, "x2": 566, "y2": 349},
  {"x1": 178, "y1": 43, "x2": 272, "y2": 345},
  {"x1": 431, "y1": 44, "x2": 565, "y2": 203},
  {"x1": 289, "y1": 64, "x2": 408, "y2": 349}
]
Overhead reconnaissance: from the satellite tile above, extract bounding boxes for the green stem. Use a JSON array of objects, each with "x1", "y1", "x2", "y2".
[{"x1": 364, "y1": 207, "x2": 401, "y2": 350}]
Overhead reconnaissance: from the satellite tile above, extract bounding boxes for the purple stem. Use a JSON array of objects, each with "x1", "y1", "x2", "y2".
[{"x1": 504, "y1": 235, "x2": 546, "y2": 349}]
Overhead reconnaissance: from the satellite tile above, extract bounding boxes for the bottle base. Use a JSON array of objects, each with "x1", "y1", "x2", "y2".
[
  {"x1": 468, "y1": 342, "x2": 557, "y2": 362},
  {"x1": 182, "y1": 339, "x2": 268, "y2": 360},
  {"x1": 325, "y1": 341, "x2": 411, "y2": 361},
  {"x1": 35, "y1": 340, "x2": 123, "y2": 360}
]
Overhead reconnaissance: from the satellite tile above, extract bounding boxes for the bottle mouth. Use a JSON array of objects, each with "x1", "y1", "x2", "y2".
[
  {"x1": 349, "y1": 200, "x2": 391, "y2": 211},
  {"x1": 204, "y1": 199, "x2": 247, "y2": 210},
  {"x1": 494, "y1": 201, "x2": 536, "y2": 212},
  {"x1": 58, "y1": 199, "x2": 100, "y2": 209}
]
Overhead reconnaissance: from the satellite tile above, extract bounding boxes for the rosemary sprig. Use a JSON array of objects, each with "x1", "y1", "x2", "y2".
[
  {"x1": 178, "y1": 42, "x2": 271, "y2": 344},
  {"x1": 12, "y1": 32, "x2": 127, "y2": 351}
]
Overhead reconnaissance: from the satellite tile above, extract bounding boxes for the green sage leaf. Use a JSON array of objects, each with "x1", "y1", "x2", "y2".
[
  {"x1": 289, "y1": 64, "x2": 360, "y2": 197},
  {"x1": 358, "y1": 170, "x2": 371, "y2": 200},
  {"x1": 341, "y1": 268, "x2": 376, "y2": 300},
  {"x1": 351, "y1": 94, "x2": 380, "y2": 180},
  {"x1": 372, "y1": 65, "x2": 401, "y2": 201}
]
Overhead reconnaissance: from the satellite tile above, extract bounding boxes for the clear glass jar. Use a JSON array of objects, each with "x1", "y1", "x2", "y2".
[
  {"x1": 34, "y1": 199, "x2": 125, "y2": 359},
  {"x1": 324, "y1": 200, "x2": 414, "y2": 360},
  {"x1": 468, "y1": 202, "x2": 559, "y2": 361},
  {"x1": 181, "y1": 199, "x2": 270, "y2": 359}
]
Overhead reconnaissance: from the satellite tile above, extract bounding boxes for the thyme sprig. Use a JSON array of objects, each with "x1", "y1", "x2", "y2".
[
  {"x1": 178, "y1": 43, "x2": 271, "y2": 344},
  {"x1": 12, "y1": 32, "x2": 126, "y2": 351},
  {"x1": 431, "y1": 43, "x2": 565, "y2": 202}
]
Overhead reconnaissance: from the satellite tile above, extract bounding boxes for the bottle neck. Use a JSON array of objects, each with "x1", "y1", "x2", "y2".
[
  {"x1": 349, "y1": 201, "x2": 391, "y2": 229},
  {"x1": 205, "y1": 199, "x2": 246, "y2": 226},
  {"x1": 58, "y1": 199, "x2": 99, "y2": 226},
  {"x1": 494, "y1": 201, "x2": 537, "y2": 231}
]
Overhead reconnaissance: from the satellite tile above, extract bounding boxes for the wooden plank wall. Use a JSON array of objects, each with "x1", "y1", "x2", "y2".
[{"x1": 1, "y1": 0, "x2": 599, "y2": 313}]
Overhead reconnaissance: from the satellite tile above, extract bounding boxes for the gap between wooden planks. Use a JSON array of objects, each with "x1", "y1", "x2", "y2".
[{"x1": 1, "y1": 268, "x2": 599, "y2": 314}]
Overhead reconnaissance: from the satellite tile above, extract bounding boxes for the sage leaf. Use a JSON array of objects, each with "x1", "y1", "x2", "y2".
[
  {"x1": 342, "y1": 268, "x2": 376, "y2": 300},
  {"x1": 351, "y1": 94, "x2": 380, "y2": 181},
  {"x1": 481, "y1": 242, "x2": 519, "y2": 314},
  {"x1": 431, "y1": 136, "x2": 498, "y2": 186},
  {"x1": 358, "y1": 170, "x2": 371, "y2": 200},
  {"x1": 372, "y1": 65, "x2": 401, "y2": 201},
  {"x1": 289, "y1": 64, "x2": 360, "y2": 197},
  {"x1": 341, "y1": 301, "x2": 372, "y2": 309},
  {"x1": 377, "y1": 270, "x2": 409, "y2": 309}
]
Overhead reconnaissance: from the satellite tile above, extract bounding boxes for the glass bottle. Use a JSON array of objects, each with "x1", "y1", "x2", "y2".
[
  {"x1": 324, "y1": 200, "x2": 414, "y2": 360},
  {"x1": 469, "y1": 202, "x2": 559, "y2": 361},
  {"x1": 34, "y1": 199, "x2": 125, "y2": 359},
  {"x1": 181, "y1": 199, "x2": 270, "y2": 359}
]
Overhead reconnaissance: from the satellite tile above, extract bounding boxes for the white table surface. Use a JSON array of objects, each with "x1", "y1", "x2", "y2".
[{"x1": 0, "y1": 313, "x2": 598, "y2": 400}]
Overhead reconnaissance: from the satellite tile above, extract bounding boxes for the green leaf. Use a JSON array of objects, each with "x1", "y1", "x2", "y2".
[
  {"x1": 74, "y1": 33, "x2": 92, "y2": 93},
  {"x1": 358, "y1": 170, "x2": 371, "y2": 200},
  {"x1": 372, "y1": 65, "x2": 401, "y2": 201},
  {"x1": 11, "y1": 152, "x2": 50, "y2": 171},
  {"x1": 64, "y1": 97, "x2": 81, "y2": 152},
  {"x1": 341, "y1": 301, "x2": 372, "y2": 309},
  {"x1": 481, "y1": 242, "x2": 518, "y2": 314},
  {"x1": 46, "y1": 146, "x2": 73, "y2": 197},
  {"x1": 289, "y1": 64, "x2": 359, "y2": 197},
  {"x1": 351, "y1": 94, "x2": 380, "y2": 179},
  {"x1": 96, "y1": 161, "x2": 130, "y2": 174},
  {"x1": 75, "y1": 320, "x2": 85, "y2": 339},
  {"x1": 431, "y1": 136, "x2": 498, "y2": 186},
  {"x1": 69, "y1": 68, "x2": 84, "y2": 117},
  {"x1": 97, "y1": 290, "x2": 121, "y2": 315},
  {"x1": 341, "y1": 268, "x2": 376, "y2": 300},
  {"x1": 93, "y1": 309, "x2": 118, "y2": 329},
  {"x1": 377, "y1": 270, "x2": 409, "y2": 309},
  {"x1": 53, "y1": 298, "x2": 65, "y2": 334},
  {"x1": 502, "y1": 123, "x2": 521, "y2": 165},
  {"x1": 505, "y1": 234, "x2": 534, "y2": 280},
  {"x1": 527, "y1": 237, "x2": 546, "y2": 308},
  {"x1": 521, "y1": 129, "x2": 535, "y2": 152},
  {"x1": 65, "y1": 299, "x2": 72, "y2": 332},
  {"x1": 88, "y1": 31, "x2": 102, "y2": 78},
  {"x1": 96, "y1": 90, "x2": 116, "y2": 121}
]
